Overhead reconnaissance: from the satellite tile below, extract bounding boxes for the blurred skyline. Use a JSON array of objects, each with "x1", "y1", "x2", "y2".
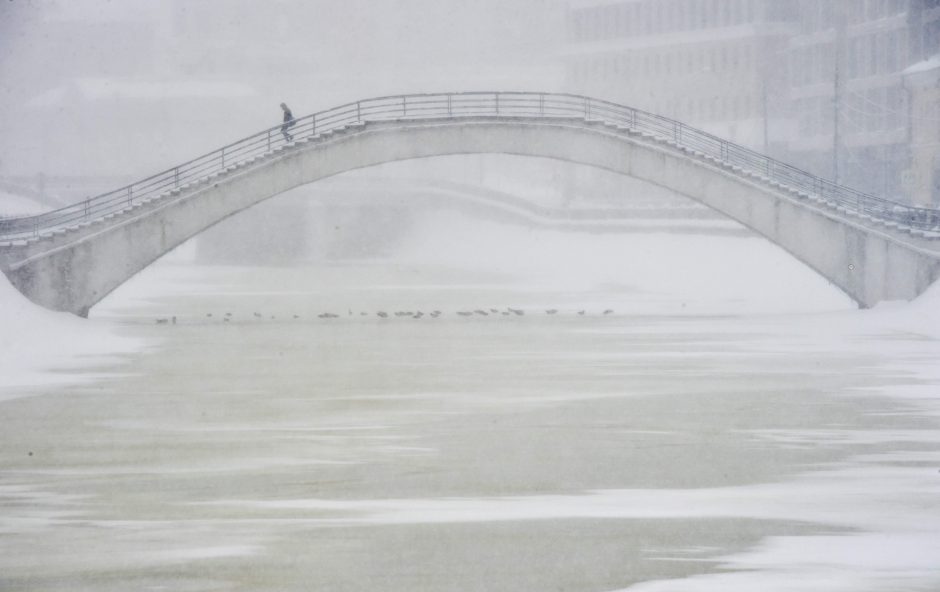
[
  {"x1": 0, "y1": 0, "x2": 565, "y2": 177},
  {"x1": 1, "y1": 1, "x2": 937, "y2": 207}
]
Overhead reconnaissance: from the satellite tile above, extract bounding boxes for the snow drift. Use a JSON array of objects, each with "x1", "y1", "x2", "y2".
[{"x1": 0, "y1": 271, "x2": 138, "y2": 396}]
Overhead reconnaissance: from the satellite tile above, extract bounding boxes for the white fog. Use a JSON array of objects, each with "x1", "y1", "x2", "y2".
[{"x1": 1, "y1": 1, "x2": 939, "y2": 591}]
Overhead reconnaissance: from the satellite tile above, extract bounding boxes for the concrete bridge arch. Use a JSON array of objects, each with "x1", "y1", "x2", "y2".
[{"x1": 2, "y1": 106, "x2": 940, "y2": 316}]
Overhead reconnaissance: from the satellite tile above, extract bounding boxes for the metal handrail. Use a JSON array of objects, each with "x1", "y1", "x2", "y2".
[{"x1": 2, "y1": 91, "x2": 938, "y2": 242}]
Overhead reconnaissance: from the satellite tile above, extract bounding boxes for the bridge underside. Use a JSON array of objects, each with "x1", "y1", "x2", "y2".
[{"x1": 2, "y1": 117, "x2": 940, "y2": 316}]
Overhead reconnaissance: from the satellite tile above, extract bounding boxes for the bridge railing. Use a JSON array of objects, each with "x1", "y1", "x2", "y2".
[{"x1": 2, "y1": 91, "x2": 939, "y2": 242}]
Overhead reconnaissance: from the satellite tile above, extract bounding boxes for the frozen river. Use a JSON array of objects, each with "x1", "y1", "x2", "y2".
[{"x1": 2, "y1": 221, "x2": 940, "y2": 591}]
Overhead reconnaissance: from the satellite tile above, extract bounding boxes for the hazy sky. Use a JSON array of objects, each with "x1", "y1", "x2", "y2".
[
  {"x1": 1, "y1": 0, "x2": 563, "y2": 93},
  {"x1": 0, "y1": 0, "x2": 564, "y2": 177}
]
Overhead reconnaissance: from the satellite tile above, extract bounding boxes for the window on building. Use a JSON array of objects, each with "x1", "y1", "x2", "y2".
[
  {"x1": 869, "y1": 89, "x2": 882, "y2": 132},
  {"x1": 847, "y1": 39, "x2": 858, "y2": 78},
  {"x1": 680, "y1": 0, "x2": 692, "y2": 29},
  {"x1": 888, "y1": 87, "x2": 904, "y2": 130},
  {"x1": 925, "y1": 20, "x2": 940, "y2": 57},
  {"x1": 860, "y1": 39, "x2": 870, "y2": 77},
  {"x1": 821, "y1": 2, "x2": 834, "y2": 29}
]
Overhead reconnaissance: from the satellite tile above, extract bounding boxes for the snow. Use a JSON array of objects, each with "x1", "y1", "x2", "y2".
[
  {"x1": 395, "y1": 211, "x2": 855, "y2": 315},
  {"x1": 903, "y1": 54, "x2": 940, "y2": 76},
  {"x1": 29, "y1": 77, "x2": 258, "y2": 108},
  {"x1": 861, "y1": 279, "x2": 940, "y2": 339},
  {"x1": 2, "y1": 211, "x2": 939, "y2": 589},
  {"x1": 0, "y1": 272, "x2": 139, "y2": 397},
  {"x1": 202, "y1": 460, "x2": 940, "y2": 591},
  {"x1": 0, "y1": 191, "x2": 50, "y2": 218}
]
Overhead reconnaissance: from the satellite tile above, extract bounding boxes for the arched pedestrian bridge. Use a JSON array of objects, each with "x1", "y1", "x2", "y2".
[{"x1": 2, "y1": 91, "x2": 940, "y2": 316}]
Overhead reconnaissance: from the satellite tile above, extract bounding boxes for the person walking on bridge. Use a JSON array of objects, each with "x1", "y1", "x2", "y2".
[{"x1": 280, "y1": 102, "x2": 296, "y2": 143}]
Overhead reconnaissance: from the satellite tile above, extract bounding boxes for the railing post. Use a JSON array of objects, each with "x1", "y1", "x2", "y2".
[
  {"x1": 402, "y1": 96, "x2": 407, "y2": 117},
  {"x1": 584, "y1": 98, "x2": 591, "y2": 120},
  {"x1": 174, "y1": 167, "x2": 180, "y2": 188},
  {"x1": 127, "y1": 186, "x2": 132, "y2": 206},
  {"x1": 84, "y1": 198, "x2": 89, "y2": 219},
  {"x1": 675, "y1": 122, "x2": 681, "y2": 144},
  {"x1": 495, "y1": 93, "x2": 500, "y2": 116},
  {"x1": 267, "y1": 129, "x2": 271, "y2": 151},
  {"x1": 631, "y1": 108, "x2": 637, "y2": 129},
  {"x1": 357, "y1": 101, "x2": 361, "y2": 122},
  {"x1": 221, "y1": 147, "x2": 226, "y2": 170},
  {"x1": 539, "y1": 93, "x2": 545, "y2": 117},
  {"x1": 312, "y1": 113, "x2": 317, "y2": 136},
  {"x1": 447, "y1": 94, "x2": 453, "y2": 117}
]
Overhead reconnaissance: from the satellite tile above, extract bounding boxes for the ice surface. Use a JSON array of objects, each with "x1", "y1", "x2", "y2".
[
  {"x1": 395, "y1": 211, "x2": 856, "y2": 315},
  {"x1": 2, "y1": 212, "x2": 940, "y2": 590},
  {"x1": 0, "y1": 190, "x2": 50, "y2": 218}
]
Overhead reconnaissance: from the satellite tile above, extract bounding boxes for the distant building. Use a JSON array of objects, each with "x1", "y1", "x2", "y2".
[
  {"x1": 784, "y1": 0, "x2": 940, "y2": 201},
  {"x1": 563, "y1": 0, "x2": 940, "y2": 203},
  {"x1": 563, "y1": 0, "x2": 797, "y2": 150},
  {"x1": 904, "y1": 54, "x2": 940, "y2": 207}
]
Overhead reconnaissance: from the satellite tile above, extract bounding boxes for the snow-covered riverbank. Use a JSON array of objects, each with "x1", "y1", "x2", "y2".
[{"x1": 0, "y1": 273, "x2": 139, "y2": 394}]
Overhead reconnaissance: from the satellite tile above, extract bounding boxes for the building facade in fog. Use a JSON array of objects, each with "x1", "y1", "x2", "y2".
[
  {"x1": 564, "y1": 0, "x2": 940, "y2": 205},
  {"x1": 564, "y1": 0, "x2": 797, "y2": 149},
  {"x1": 784, "y1": 0, "x2": 940, "y2": 204},
  {"x1": 904, "y1": 55, "x2": 940, "y2": 206}
]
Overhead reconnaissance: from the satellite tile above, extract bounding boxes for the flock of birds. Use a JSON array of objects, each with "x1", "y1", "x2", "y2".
[{"x1": 155, "y1": 308, "x2": 616, "y2": 324}]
